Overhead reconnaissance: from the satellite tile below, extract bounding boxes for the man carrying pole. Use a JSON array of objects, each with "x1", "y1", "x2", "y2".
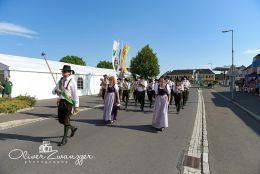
[{"x1": 42, "y1": 53, "x2": 80, "y2": 146}]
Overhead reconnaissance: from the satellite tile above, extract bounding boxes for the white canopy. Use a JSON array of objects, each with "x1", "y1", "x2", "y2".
[{"x1": 0, "y1": 53, "x2": 116, "y2": 76}]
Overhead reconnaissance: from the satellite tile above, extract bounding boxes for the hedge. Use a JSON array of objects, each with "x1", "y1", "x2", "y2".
[{"x1": 0, "y1": 95, "x2": 36, "y2": 113}]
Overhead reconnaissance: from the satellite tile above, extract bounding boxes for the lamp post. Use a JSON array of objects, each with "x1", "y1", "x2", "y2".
[{"x1": 222, "y1": 29, "x2": 234, "y2": 100}]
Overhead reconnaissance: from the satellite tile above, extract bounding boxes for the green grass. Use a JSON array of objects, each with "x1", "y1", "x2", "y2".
[{"x1": 0, "y1": 95, "x2": 36, "y2": 113}]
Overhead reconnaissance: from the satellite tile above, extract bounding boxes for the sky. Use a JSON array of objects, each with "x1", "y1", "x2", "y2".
[{"x1": 0, "y1": 0, "x2": 260, "y2": 75}]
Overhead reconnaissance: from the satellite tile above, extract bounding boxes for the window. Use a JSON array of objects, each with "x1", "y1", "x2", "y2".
[{"x1": 77, "y1": 77, "x2": 84, "y2": 89}]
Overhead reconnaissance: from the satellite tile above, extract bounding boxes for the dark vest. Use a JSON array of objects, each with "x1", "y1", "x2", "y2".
[
  {"x1": 158, "y1": 85, "x2": 168, "y2": 96},
  {"x1": 107, "y1": 85, "x2": 116, "y2": 93}
]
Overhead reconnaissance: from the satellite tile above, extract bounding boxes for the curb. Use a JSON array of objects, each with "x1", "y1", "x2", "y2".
[
  {"x1": 183, "y1": 89, "x2": 210, "y2": 174},
  {"x1": 0, "y1": 107, "x2": 34, "y2": 116},
  {"x1": 211, "y1": 90, "x2": 260, "y2": 121}
]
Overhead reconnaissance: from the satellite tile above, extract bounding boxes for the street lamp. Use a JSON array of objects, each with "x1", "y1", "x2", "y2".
[{"x1": 222, "y1": 29, "x2": 234, "y2": 100}]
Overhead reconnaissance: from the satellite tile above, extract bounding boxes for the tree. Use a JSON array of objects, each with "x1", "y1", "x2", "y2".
[
  {"x1": 96, "y1": 60, "x2": 113, "y2": 69},
  {"x1": 60, "y1": 55, "x2": 86, "y2": 66},
  {"x1": 130, "y1": 45, "x2": 160, "y2": 79}
]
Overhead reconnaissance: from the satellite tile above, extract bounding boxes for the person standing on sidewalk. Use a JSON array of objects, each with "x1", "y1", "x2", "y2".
[
  {"x1": 52, "y1": 65, "x2": 80, "y2": 146},
  {"x1": 152, "y1": 76, "x2": 170, "y2": 131},
  {"x1": 2, "y1": 76, "x2": 13, "y2": 98},
  {"x1": 103, "y1": 76, "x2": 120, "y2": 124}
]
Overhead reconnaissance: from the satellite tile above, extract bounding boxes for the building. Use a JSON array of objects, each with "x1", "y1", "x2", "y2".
[
  {"x1": 242, "y1": 54, "x2": 260, "y2": 90},
  {"x1": 0, "y1": 54, "x2": 116, "y2": 100},
  {"x1": 166, "y1": 69, "x2": 215, "y2": 83}
]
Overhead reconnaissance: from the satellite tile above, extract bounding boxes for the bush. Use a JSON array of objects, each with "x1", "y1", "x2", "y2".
[{"x1": 0, "y1": 95, "x2": 36, "y2": 113}]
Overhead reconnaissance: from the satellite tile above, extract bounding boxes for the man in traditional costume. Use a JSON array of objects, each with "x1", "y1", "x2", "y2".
[{"x1": 52, "y1": 65, "x2": 80, "y2": 146}]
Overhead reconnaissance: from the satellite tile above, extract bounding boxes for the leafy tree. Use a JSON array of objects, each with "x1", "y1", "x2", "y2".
[
  {"x1": 60, "y1": 55, "x2": 86, "y2": 66},
  {"x1": 97, "y1": 60, "x2": 113, "y2": 69},
  {"x1": 130, "y1": 45, "x2": 160, "y2": 79}
]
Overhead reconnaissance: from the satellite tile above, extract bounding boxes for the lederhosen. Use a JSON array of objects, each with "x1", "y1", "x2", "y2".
[
  {"x1": 107, "y1": 85, "x2": 118, "y2": 120},
  {"x1": 58, "y1": 78, "x2": 73, "y2": 126}
]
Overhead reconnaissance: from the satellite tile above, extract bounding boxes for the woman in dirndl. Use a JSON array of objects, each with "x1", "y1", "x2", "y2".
[
  {"x1": 152, "y1": 76, "x2": 171, "y2": 131},
  {"x1": 103, "y1": 76, "x2": 120, "y2": 124}
]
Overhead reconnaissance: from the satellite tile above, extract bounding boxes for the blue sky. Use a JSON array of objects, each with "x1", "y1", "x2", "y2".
[{"x1": 1, "y1": 0, "x2": 260, "y2": 75}]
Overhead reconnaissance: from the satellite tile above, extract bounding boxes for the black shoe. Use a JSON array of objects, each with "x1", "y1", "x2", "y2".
[
  {"x1": 70, "y1": 127, "x2": 78, "y2": 137},
  {"x1": 159, "y1": 128, "x2": 165, "y2": 132},
  {"x1": 58, "y1": 139, "x2": 67, "y2": 146}
]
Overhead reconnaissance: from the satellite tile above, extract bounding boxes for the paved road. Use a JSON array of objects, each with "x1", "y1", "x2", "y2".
[
  {"x1": 203, "y1": 89, "x2": 260, "y2": 174},
  {"x1": 1, "y1": 88, "x2": 259, "y2": 174},
  {"x1": 0, "y1": 89, "x2": 198, "y2": 174}
]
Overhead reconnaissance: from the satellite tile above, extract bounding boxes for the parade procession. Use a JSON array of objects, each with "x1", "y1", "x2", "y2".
[{"x1": 0, "y1": 1, "x2": 260, "y2": 174}]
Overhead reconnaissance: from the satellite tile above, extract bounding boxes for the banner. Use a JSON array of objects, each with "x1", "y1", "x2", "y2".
[
  {"x1": 112, "y1": 41, "x2": 120, "y2": 74},
  {"x1": 120, "y1": 44, "x2": 130, "y2": 74},
  {"x1": 112, "y1": 41, "x2": 130, "y2": 75}
]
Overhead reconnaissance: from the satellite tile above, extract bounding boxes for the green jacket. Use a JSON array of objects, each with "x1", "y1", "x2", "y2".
[{"x1": 2, "y1": 80, "x2": 13, "y2": 94}]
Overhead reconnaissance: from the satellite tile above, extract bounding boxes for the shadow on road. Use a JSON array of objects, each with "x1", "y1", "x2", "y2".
[
  {"x1": 211, "y1": 92, "x2": 260, "y2": 136},
  {"x1": 0, "y1": 133, "x2": 62, "y2": 143},
  {"x1": 20, "y1": 112, "x2": 58, "y2": 119},
  {"x1": 72, "y1": 118, "x2": 157, "y2": 133},
  {"x1": 110, "y1": 124, "x2": 158, "y2": 133}
]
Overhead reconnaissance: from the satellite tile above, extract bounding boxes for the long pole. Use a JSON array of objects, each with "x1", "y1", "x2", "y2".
[
  {"x1": 41, "y1": 52, "x2": 57, "y2": 85},
  {"x1": 222, "y1": 29, "x2": 234, "y2": 100}
]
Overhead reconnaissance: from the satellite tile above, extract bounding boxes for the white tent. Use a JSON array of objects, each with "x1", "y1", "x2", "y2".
[{"x1": 0, "y1": 54, "x2": 116, "y2": 99}]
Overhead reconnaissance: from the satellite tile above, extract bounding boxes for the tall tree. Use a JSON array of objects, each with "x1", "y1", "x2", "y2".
[
  {"x1": 60, "y1": 55, "x2": 86, "y2": 66},
  {"x1": 96, "y1": 60, "x2": 113, "y2": 69},
  {"x1": 130, "y1": 45, "x2": 160, "y2": 79}
]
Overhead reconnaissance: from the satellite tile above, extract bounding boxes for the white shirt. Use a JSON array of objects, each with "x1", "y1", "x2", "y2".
[
  {"x1": 52, "y1": 76, "x2": 80, "y2": 107},
  {"x1": 171, "y1": 81, "x2": 176, "y2": 90},
  {"x1": 147, "y1": 82, "x2": 155, "y2": 91},
  {"x1": 154, "y1": 84, "x2": 171, "y2": 95},
  {"x1": 122, "y1": 81, "x2": 131, "y2": 90},
  {"x1": 174, "y1": 84, "x2": 184, "y2": 93},
  {"x1": 183, "y1": 80, "x2": 191, "y2": 90},
  {"x1": 137, "y1": 80, "x2": 147, "y2": 92}
]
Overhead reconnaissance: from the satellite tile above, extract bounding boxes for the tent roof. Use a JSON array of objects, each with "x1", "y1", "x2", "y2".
[{"x1": 0, "y1": 54, "x2": 116, "y2": 76}]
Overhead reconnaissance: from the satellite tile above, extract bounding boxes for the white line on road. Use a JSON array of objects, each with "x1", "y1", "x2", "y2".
[
  {"x1": 0, "y1": 104, "x2": 104, "y2": 131},
  {"x1": 0, "y1": 118, "x2": 48, "y2": 131}
]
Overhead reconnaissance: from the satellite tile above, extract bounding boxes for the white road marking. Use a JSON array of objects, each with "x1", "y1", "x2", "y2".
[
  {"x1": 0, "y1": 118, "x2": 48, "y2": 130},
  {"x1": 0, "y1": 104, "x2": 104, "y2": 130}
]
